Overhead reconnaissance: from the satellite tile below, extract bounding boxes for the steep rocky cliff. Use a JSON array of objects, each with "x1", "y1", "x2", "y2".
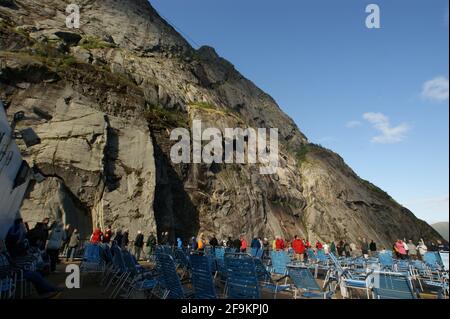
[{"x1": 0, "y1": 0, "x2": 442, "y2": 245}]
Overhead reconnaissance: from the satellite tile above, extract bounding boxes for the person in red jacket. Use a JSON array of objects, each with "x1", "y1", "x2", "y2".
[
  {"x1": 305, "y1": 240, "x2": 311, "y2": 249},
  {"x1": 316, "y1": 241, "x2": 323, "y2": 250},
  {"x1": 103, "y1": 226, "x2": 113, "y2": 244},
  {"x1": 275, "y1": 236, "x2": 285, "y2": 251},
  {"x1": 292, "y1": 235, "x2": 305, "y2": 261},
  {"x1": 90, "y1": 228, "x2": 103, "y2": 244},
  {"x1": 240, "y1": 235, "x2": 247, "y2": 253}
]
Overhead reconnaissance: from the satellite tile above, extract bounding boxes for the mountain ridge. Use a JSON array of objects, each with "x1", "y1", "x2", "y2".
[{"x1": 0, "y1": 0, "x2": 443, "y2": 246}]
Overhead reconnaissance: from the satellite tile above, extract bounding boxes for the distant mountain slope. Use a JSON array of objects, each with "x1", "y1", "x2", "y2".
[
  {"x1": 432, "y1": 222, "x2": 449, "y2": 241},
  {"x1": 0, "y1": 0, "x2": 444, "y2": 246}
]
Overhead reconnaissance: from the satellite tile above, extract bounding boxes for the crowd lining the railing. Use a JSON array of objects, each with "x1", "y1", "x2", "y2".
[{"x1": 1, "y1": 217, "x2": 448, "y2": 299}]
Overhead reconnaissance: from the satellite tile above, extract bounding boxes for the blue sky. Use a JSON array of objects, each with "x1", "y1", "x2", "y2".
[{"x1": 150, "y1": 0, "x2": 449, "y2": 224}]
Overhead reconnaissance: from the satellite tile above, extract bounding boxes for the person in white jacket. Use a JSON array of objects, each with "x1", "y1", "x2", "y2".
[
  {"x1": 46, "y1": 222, "x2": 66, "y2": 272},
  {"x1": 417, "y1": 240, "x2": 428, "y2": 259}
]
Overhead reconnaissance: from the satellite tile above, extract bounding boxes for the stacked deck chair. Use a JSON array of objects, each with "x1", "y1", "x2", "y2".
[
  {"x1": 378, "y1": 251, "x2": 395, "y2": 271},
  {"x1": 190, "y1": 254, "x2": 217, "y2": 299},
  {"x1": 80, "y1": 243, "x2": 105, "y2": 274},
  {"x1": 174, "y1": 248, "x2": 191, "y2": 281},
  {"x1": 224, "y1": 254, "x2": 260, "y2": 299},
  {"x1": 421, "y1": 252, "x2": 448, "y2": 297},
  {"x1": 0, "y1": 250, "x2": 37, "y2": 299},
  {"x1": 287, "y1": 265, "x2": 334, "y2": 299},
  {"x1": 103, "y1": 245, "x2": 129, "y2": 298},
  {"x1": 214, "y1": 247, "x2": 226, "y2": 281},
  {"x1": 156, "y1": 252, "x2": 193, "y2": 299},
  {"x1": 372, "y1": 271, "x2": 418, "y2": 299},
  {"x1": 0, "y1": 253, "x2": 16, "y2": 299},
  {"x1": 113, "y1": 249, "x2": 157, "y2": 299},
  {"x1": 253, "y1": 258, "x2": 290, "y2": 298},
  {"x1": 204, "y1": 249, "x2": 218, "y2": 274},
  {"x1": 424, "y1": 252, "x2": 444, "y2": 272},
  {"x1": 328, "y1": 253, "x2": 374, "y2": 299},
  {"x1": 250, "y1": 248, "x2": 264, "y2": 259},
  {"x1": 268, "y1": 251, "x2": 291, "y2": 283}
]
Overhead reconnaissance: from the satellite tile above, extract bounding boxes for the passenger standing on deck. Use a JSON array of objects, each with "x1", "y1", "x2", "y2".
[
  {"x1": 349, "y1": 242, "x2": 357, "y2": 257},
  {"x1": 61, "y1": 224, "x2": 71, "y2": 258},
  {"x1": 46, "y1": 222, "x2": 66, "y2": 272},
  {"x1": 275, "y1": 236, "x2": 285, "y2": 251},
  {"x1": 113, "y1": 229, "x2": 123, "y2": 247},
  {"x1": 240, "y1": 235, "x2": 247, "y2": 253},
  {"x1": 197, "y1": 233, "x2": 206, "y2": 251},
  {"x1": 250, "y1": 237, "x2": 261, "y2": 253},
  {"x1": 133, "y1": 230, "x2": 144, "y2": 260},
  {"x1": 90, "y1": 228, "x2": 103, "y2": 244},
  {"x1": 292, "y1": 235, "x2": 305, "y2": 261},
  {"x1": 417, "y1": 240, "x2": 428, "y2": 260},
  {"x1": 337, "y1": 240, "x2": 344, "y2": 257},
  {"x1": 122, "y1": 230, "x2": 130, "y2": 249},
  {"x1": 146, "y1": 232, "x2": 157, "y2": 261},
  {"x1": 160, "y1": 231, "x2": 169, "y2": 245},
  {"x1": 66, "y1": 229, "x2": 80, "y2": 261},
  {"x1": 262, "y1": 238, "x2": 269, "y2": 257},
  {"x1": 323, "y1": 242, "x2": 329, "y2": 254},
  {"x1": 369, "y1": 240, "x2": 377, "y2": 256},
  {"x1": 361, "y1": 238, "x2": 369, "y2": 259},
  {"x1": 395, "y1": 239, "x2": 407, "y2": 259},
  {"x1": 209, "y1": 235, "x2": 219, "y2": 253},
  {"x1": 403, "y1": 239, "x2": 409, "y2": 258},
  {"x1": 407, "y1": 240, "x2": 417, "y2": 260},
  {"x1": 103, "y1": 225, "x2": 113, "y2": 244},
  {"x1": 330, "y1": 241, "x2": 336, "y2": 255},
  {"x1": 344, "y1": 240, "x2": 351, "y2": 258},
  {"x1": 316, "y1": 240, "x2": 323, "y2": 251},
  {"x1": 233, "y1": 237, "x2": 241, "y2": 252}
]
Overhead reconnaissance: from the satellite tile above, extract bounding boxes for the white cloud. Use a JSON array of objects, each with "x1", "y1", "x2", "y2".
[
  {"x1": 363, "y1": 112, "x2": 410, "y2": 144},
  {"x1": 346, "y1": 120, "x2": 363, "y2": 128},
  {"x1": 421, "y1": 76, "x2": 449, "y2": 102}
]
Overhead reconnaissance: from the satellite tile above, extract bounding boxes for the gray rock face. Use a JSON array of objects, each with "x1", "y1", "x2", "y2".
[
  {"x1": 0, "y1": 0, "x2": 443, "y2": 245},
  {"x1": 4, "y1": 79, "x2": 156, "y2": 239}
]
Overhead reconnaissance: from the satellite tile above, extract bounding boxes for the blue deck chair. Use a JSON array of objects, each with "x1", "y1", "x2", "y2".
[
  {"x1": 119, "y1": 250, "x2": 157, "y2": 298},
  {"x1": 253, "y1": 258, "x2": 289, "y2": 298},
  {"x1": 372, "y1": 272, "x2": 417, "y2": 299},
  {"x1": 190, "y1": 254, "x2": 217, "y2": 299},
  {"x1": 80, "y1": 243, "x2": 105, "y2": 273},
  {"x1": 314, "y1": 250, "x2": 332, "y2": 277},
  {"x1": 269, "y1": 251, "x2": 290, "y2": 278},
  {"x1": 316, "y1": 250, "x2": 328, "y2": 264},
  {"x1": 306, "y1": 249, "x2": 318, "y2": 263},
  {"x1": 103, "y1": 246, "x2": 130, "y2": 297},
  {"x1": 378, "y1": 252, "x2": 394, "y2": 270},
  {"x1": 224, "y1": 254, "x2": 260, "y2": 299},
  {"x1": 214, "y1": 247, "x2": 226, "y2": 280},
  {"x1": 395, "y1": 259, "x2": 411, "y2": 273},
  {"x1": 0, "y1": 253, "x2": 16, "y2": 299},
  {"x1": 156, "y1": 253, "x2": 192, "y2": 299},
  {"x1": 174, "y1": 248, "x2": 191, "y2": 280},
  {"x1": 424, "y1": 252, "x2": 444, "y2": 271},
  {"x1": 287, "y1": 265, "x2": 334, "y2": 299},
  {"x1": 328, "y1": 253, "x2": 373, "y2": 298},
  {"x1": 255, "y1": 248, "x2": 264, "y2": 259}
]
